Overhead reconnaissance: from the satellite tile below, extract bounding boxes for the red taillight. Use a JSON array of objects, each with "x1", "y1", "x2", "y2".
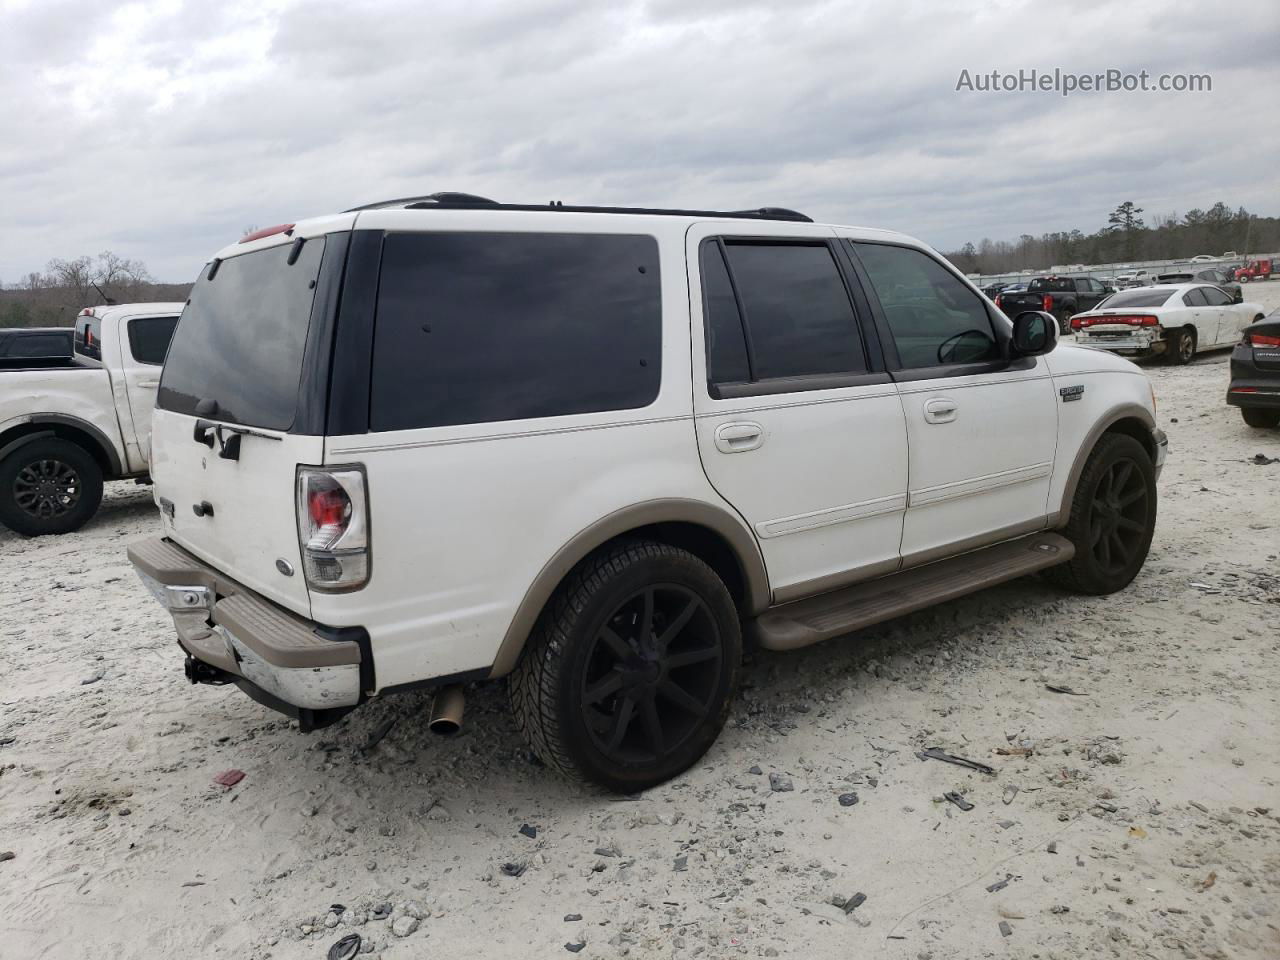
[
  {"x1": 994, "y1": 295, "x2": 1002, "y2": 308},
  {"x1": 1074, "y1": 314, "x2": 1159, "y2": 328},
  {"x1": 240, "y1": 223, "x2": 295, "y2": 244},
  {"x1": 308, "y1": 486, "x2": 351, "y2": 530},
  {"x1": 1246, "y1": 332, "x2": 1280, "y2": 347},
  {"x1": 1042, "y1": 294, "x2": 1054, "y2": 312},
  {"x1": 1230, "y1": 387, "x2": 1258, "y2": 393},
  {"x1": 297, "y1": 468, "x2": 369, "y2": 591}
]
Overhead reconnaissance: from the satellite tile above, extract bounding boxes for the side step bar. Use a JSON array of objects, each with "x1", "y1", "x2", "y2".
[{"x1": 749, "y1": 533, "x2": 1074, "y2": 651}]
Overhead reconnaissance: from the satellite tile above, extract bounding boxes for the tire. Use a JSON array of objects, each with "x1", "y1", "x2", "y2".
[
  {"x1": 1056, "y1": 312, "x2": 1073, "y2": 336},
  {"x1": 1241, "y1": 407, "x2": 1280, "y2": 428},
  {"x1": 1167, "y1": 327, "x2": 1196, "y2": 365},
  {"x1": 1047, "y1": 433, "x2": 1157, "y2": 595},
  {"x1": 0, "y1": 438, "x2": 104, "y2": 536},
  {"x1": 509, "y1": 539, "x2": 741, "y2": 792}
]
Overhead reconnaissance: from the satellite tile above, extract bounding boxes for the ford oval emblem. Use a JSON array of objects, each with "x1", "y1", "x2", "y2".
[{"x1": 275, "y1": 559, "x2": 295, "y2": 577}]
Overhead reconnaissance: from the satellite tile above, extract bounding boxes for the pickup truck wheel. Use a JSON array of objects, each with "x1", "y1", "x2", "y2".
[
  {"x1": 1241, "y1": 407, "x2": 1280, "y2": 428},
  {"x1": 0, "y1": 438, "x2": 104, "y2": 536},
  {"x1": 1167, "y1": 327, "x2": 1195, "y2": 365},
  {"x1": 1047, "y1": 433, "x2": 1156, "y2": 595},
  {"x1": 509, "y1": 539, "x2": 741, "y2": 792}
]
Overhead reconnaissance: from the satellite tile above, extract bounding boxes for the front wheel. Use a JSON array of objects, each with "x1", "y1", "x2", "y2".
[
  {"x1": 509, "y1": 540, "x2": 741, "y2": 792},
  {"x1": 1048, "y1": 433, "x2": 1157, "y2": 595},
  {"x1": 1167, "y1": 327, "x2": 1196, "y2": 365},
  {"x1": 1241, "y1": 407, "x2": 1280, "y2": 428},
  {"x1": 0, "y1": 438, "x2": 104, "y2": 536}
]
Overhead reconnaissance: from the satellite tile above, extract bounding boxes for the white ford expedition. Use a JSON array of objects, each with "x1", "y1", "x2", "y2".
[
  {"x1": 129, "y1": 194, "x2": 1167, "y2": 791},
  {"x1": 0, "y1": 303, "x2": 182, "y2": 535}
]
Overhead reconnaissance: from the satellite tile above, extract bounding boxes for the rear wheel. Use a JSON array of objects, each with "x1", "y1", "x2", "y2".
[
  {"x1": 1167, "y1": 327, "x2": 1196, "y2": 365},
  {"x1": 1048, "y1": 433, "x2": 1156, "y2": 595},
  {"x1": 509, "y1": 539, "x2": 741, "y2": 792},
  {"x1": 1241, "y1": 407, "x2": 1280, "y2": 428},
  {"x1": 0, "y1": 438, "x2": 104, "y2": 536}
]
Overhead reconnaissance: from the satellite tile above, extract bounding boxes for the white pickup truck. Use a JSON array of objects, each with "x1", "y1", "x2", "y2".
[{"x1": 0, "y1": 302, "x2": 183, "y2": 535}]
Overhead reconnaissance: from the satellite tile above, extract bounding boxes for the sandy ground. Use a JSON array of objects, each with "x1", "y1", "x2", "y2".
[{"x1": 2, "y1": 289, "x2": 1278, "y2": 960}]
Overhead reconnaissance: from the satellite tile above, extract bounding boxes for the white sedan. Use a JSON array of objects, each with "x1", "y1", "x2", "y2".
[{"x1": 1070, "y1": 283, "x2": 1266, "y2": 364}]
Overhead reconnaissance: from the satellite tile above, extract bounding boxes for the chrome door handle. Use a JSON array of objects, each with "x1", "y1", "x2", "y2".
[
  {"x1": 923, "y1": 398, "x2": 958, "y2": 424},
  {"x1": 714, "y1": 421, "x2": 764, "y2": 453}
]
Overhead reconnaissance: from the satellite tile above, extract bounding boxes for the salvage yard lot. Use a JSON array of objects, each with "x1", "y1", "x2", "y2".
[{"x1": 2, "y1": 288, "x2": 1278, "y2": 960}]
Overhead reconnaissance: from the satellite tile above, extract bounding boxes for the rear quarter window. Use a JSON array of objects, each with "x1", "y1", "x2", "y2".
[
  {"x1": 74, "y1": 316, "x2": 103, "y2": 362},
  {"x1": 370, "y1": 232, "x2": 661, "y2": 431}
]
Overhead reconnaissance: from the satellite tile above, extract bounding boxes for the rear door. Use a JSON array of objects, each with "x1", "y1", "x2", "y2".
[
  {"x1": 689, "y1": 223, "x2": 908, "y2": 601},
  {"x1": 119, "y1": 313, "x2": 179, "y2": 464},
  {"x1": 152, "y1": 237, "x2": 337, "y2": 616},
  {"x1": 844, "y1": 239, "x2": 1058, "y2": 561},
  {"x1": 1201, "y1": 285, "x2": 1243, "y2": 345}
]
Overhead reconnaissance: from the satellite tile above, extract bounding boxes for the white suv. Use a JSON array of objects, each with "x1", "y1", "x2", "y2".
[{"x1": 130, "y1": 194, "x2": 1167, "y2": 791}]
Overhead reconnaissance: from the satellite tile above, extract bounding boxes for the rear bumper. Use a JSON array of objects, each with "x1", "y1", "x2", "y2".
[
  {"x1": 1227, "y1": 345, "x2": 1280, "y2": 408},
  {"x1": 1073, "y1": 330, "x2": 1166, "y2": 356},
  {"x1": 128, "y1": 537, "x2": 368, "y2": 719}
]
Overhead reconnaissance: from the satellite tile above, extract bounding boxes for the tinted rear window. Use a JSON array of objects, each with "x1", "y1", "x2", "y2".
[
  {"x1": 1028, "y1": 278, "x2": 1074, "y2": 292},
  {"x1": 127, "y1": 316, "x2": 178, "y2": 365},
  {"x1": 158, "y1": 240, "x2": 326, "y2": 430},
  {"x1": 5, "y1": 332, "x2": 70, "y2": 358},
  {"x1": 1097, "y1": 289, "x2": 1175, "y2": 309},
  {"x1": 370, "y1": 232, "x2": 661, "y2": 431}
]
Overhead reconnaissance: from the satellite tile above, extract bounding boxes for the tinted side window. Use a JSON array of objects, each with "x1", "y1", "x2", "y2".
[
  {"x1": 853, "y1": 242, "x2": 999, "y2": 369},
  {"x1": 371, "y1": 232, "x2": 661, "y2": 431},
  {"x1": 700, "y1": 242, "x2": 750, "y2": 385},
  {"x1": 1201, "y1": 286, "x2": 1231, "y2": 306},
  {"x1": 720, "y1": 242, "x2": 865, "y2": 380},
  {"x1": 128, "y1": 316, "x2": 178, "y2": 365},
  {"x1": 74, "y1": 316, "x2": 103, "y2": 362}
]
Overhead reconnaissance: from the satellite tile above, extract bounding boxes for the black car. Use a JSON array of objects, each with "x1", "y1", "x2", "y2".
[{"x1": 1227, "y1": 310, "x2": 1280, "y2": 428}]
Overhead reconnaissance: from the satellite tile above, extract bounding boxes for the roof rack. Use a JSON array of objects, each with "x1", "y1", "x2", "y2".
[{"x1": 344, "y1": 192, "x2": 812, "y2": 222}]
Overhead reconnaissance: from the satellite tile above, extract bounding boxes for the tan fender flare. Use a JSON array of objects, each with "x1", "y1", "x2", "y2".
[
  {"x1": 487, "y1": 498, "x2": 770, "y2": 678},
  {"x1": 1050, "y1": 403, "x2": 1157, "y2": 526}
]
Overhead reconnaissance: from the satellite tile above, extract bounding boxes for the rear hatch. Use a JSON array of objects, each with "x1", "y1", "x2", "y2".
[{"x1": 151, "y1": 234, "x2": 338, "y2": 617}]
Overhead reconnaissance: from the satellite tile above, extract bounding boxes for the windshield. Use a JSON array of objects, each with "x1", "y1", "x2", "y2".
[
  {"x1": 158, "y1": 239, "x2": 326, "y2": 430},
  {"x1": 1097, "y1": 289, "x2": 1175, "y2": 309}
]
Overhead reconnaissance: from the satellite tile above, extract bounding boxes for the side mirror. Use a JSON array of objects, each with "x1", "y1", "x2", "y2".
[
  {"x1": 1011, "y1": 310, "x2": 1058, "y2": 357},
  {"x1": 1103, "y1": 284, "x2": 1116, "y2": 293},
  {"x1": 1234, "y1": 291, "x2": 1244, "y2": 303}
]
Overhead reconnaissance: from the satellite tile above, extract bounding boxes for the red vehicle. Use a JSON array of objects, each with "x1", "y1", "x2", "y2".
[{"x1": 1234, "y1": 259, "x2": 1273, "y2": 282}]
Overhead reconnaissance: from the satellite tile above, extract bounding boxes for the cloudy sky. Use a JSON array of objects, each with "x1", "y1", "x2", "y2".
[{"x1": 2, "y1": 0, "x2": 1277, "y2": 282}]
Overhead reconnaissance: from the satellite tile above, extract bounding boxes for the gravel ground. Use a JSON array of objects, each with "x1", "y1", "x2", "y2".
[{"x1": 2, "y1": 288, "x2": 1278, "y2": 960}]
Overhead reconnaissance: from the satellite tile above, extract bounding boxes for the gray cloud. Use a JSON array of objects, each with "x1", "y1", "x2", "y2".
[{"x1": 1, "y1": 0, "x2": 1276, "y2": 284}]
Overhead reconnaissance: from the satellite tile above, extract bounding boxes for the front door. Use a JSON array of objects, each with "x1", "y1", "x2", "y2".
[
  {"x1": 1201, "y1": 285, "x2": 1246, "y2": 346},
  {"x1": 844, "y1": 238, "x2": 1059, "y2": 562},
  {"x1": 688, "y1": 223, "x2": 908, "y2": 602}
]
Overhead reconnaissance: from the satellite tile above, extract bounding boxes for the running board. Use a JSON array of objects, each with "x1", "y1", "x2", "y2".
[{"x1": 749, "y1": 533, "x2": 1074, "y2": 651}]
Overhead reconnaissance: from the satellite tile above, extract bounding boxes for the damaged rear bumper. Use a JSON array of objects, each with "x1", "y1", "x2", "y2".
[{"x1": 128, "y1": 537, "x2": 369, "y2": 729}]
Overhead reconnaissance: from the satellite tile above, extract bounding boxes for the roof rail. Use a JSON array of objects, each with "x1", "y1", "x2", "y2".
[{"x1": 345, "y1": 192, "x2": 812, "y2": 222}]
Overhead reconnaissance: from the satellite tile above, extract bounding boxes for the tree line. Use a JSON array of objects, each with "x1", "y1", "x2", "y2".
[
  {"x1": 0, "y1": 252, "x2": 191, "y2": 328},
  {"x1": 945, "y1": 202, "x2": 1279, "y2": 276}
]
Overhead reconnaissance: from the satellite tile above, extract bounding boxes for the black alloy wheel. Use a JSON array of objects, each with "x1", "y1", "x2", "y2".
[
  {"x1": 13, "y1": 458, "x2": 82, "y2": 520},
  {"x1": 580, "y1": 584, "x2": 723, "y2": 765},
  {"x1": 0, "y1": 437, "x2": 104, "y2": 537},
  {"x1": 1084, "y1": 457, "x2": 1150, "y2": 577}
]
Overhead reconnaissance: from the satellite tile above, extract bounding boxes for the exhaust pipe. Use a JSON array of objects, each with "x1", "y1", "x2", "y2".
[{"x1": 428, "y1": 684, "x2": 465, "y2": 735}]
